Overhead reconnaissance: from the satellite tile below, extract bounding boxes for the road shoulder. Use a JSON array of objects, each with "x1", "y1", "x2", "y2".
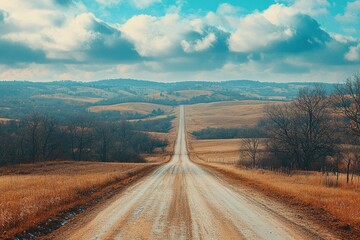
[{"x1": 190, "y1": 155, "x2": 359, "y2": 240}]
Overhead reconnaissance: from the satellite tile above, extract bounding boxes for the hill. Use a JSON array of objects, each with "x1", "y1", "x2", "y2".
[{"x1": 0, "y1": 79, "x2": 336, "y2": 119}]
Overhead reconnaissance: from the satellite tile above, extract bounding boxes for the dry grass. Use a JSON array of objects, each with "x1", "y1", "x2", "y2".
[
  {"x1": 189, "y1": 139, "x2": 240, "y2": 164},
  {"x1": 185, "y1": 100, "x2": 280, "y2": 132},
  {"x1": 32, "y1": 94, "x2": 103, "y2": 103},
  {"x1": 0, "y1": 161, "x2": 160, "y2": 237},
  {"x1": 88, "y1": 102, "x2": 174, "y2": 115},
  {"x1": 0, "y1": 118, "x2": 13, "y2": 123},
  {"x1": 189, "y1": 138, "x2": 267, "y2": 164},
  {"x1": 191, "y1": 139, "x2": 241, "y2": 152},
  {"x1": 189, "y1": 137, "x2": 360, "y2": 233},
  {"x1": 198, "y1": 161, "x2": 360, "y2": 229}
]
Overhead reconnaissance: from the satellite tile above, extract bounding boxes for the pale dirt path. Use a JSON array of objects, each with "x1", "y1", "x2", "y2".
[{"x1": 52, "y1": 106, "x2": 337, "y2": 240}]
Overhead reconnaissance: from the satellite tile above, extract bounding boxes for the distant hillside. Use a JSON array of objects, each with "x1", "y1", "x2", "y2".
[{"x1": 0, "y1": 79, "x2": 336, "y2": 119}]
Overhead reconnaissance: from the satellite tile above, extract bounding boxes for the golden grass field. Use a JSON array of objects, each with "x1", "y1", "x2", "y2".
[
  {"x1": 88, "y1": 102, "x2": 174, "y2": 115},
  {"x1": 185, "y1": 100, "x2": 279, "y2": 132},
  {"x1": 189, "y1": 138, "x2": 267, "y2": 164},
  {"x1": 194, "y1": 159, "x2": 360, "y2": 233},
  {"x1": 0, "y1": 161, "x2": 163, "y2": 238},
  {"x1": 0, "y1": 118, "x2": 13, "y2": 123},
  {"x1": 186, "y1": 100, "x2": 273, "y2": 164}
]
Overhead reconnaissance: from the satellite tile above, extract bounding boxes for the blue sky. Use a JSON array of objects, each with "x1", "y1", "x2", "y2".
[{"x1": 0, "y1": 0, "x2": 359, "y2": 82}]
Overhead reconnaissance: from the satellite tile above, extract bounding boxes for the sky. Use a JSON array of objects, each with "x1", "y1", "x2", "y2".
[{"x1": 0, "y1": 0, "x2": 359, "y2": 82}]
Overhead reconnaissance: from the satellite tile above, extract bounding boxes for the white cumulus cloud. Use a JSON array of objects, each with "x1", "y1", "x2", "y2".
[
  {"x1": 336, "y1": 0, "x2": 360, "y2": 22},
  {"x1": 121, "y1": 14, "x2": 190, "y2": 57},
  {"x1": 345, "y1": 44, "x2": 360, "y2": 62},
  {"x1": 181, "y1": 33, "x2": 217, "y2": 53},
  {"x1": 229, "y1": 10, "x2": 293, "y2": 52}
]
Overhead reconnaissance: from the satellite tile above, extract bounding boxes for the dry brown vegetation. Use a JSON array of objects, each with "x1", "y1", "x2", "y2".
[
  {"x1": 189, "y1": 139, "x2": 243, "y2": 164},
  {"x1": 193, "y1": 157, "x2": 360, "y2": 235},
  {"x1": 0, "y1": 118, "x2": 13, "y2": 123},
  {"x1": 88, "y1": 102, "x2": 174, "y2": 115},
  {"x1": 189, "y1": 136, "x2": 360, "y2": 234},
  {"x1": 185, "y1": 100, "x2": 279, "y2": 132},
  {"x1": 189, "y1": 134, "x2": 270, "y2": 165},
  {"x1": 0, "y1": 161, "x2": 164, "y2": 238}
]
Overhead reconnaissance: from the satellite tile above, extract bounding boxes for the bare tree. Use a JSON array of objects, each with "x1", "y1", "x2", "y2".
[
  {"x1": 342, "y1": 148, "x2": 353, "y2": 184},
  {"x1": 68, "y1": 116, "x2": 93, "y2": 161},
  {"x1": 334, "y1": 73, "x2": 360, "y2": 139},
  {"x1": 353, "y1": 148, "x2": 360, "y2": 183},
  {"x1": 23, "y1": 114, "x2": 42, "y2": 163},
  {"x1": 39, "y1": 115, "x2": 57, "y2": 161},
  {"x1": 349, "y1": 145, "x2": 360, "y2": 183},
  {"x1": 19, "y1": 114, "x2": 59, "y2": 163},
  {"x1": 241, "y1": 138, "x2": 261, "y2": 168},
  {"x1": 266, "y1": 86, "x2": 337, "y2": 170},
  {"x1": 0, "y1": 133, "x2": 7, "y2": 165},
  {"x1": 95, "y1": 122, "x2": 116, "y2": 162}
]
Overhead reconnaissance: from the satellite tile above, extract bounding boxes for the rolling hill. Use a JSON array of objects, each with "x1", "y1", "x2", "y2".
[{"x1": 0, "y1": 79, "x2": 336, "y2": 119}]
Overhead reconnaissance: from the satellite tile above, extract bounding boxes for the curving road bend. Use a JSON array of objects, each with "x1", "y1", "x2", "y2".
[{"x1": 56, "y1": 106, "x2": 334, "y2": 240}]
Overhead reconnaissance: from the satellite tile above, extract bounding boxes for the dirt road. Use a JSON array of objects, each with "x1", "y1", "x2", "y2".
[{"x1": 53, "y1": 106, "x2": 336, "y2": 240}]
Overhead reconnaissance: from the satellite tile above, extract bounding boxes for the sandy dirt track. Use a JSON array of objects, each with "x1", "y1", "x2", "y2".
[{"x1": 52, "y1": 106, "x2": 337, "y2": 240}]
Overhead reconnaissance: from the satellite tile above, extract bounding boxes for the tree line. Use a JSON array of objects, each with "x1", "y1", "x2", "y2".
[
  {"x1": 192, "y1": 126, "x2": 266, "y2": 139},
  {"x1": 237, "y1": 74, "x2": 360, "y2": 182},
  {"x1": 130, "y1": 116, "x2": 175, "y2": 133},
  {"x1": 0, "y1": 114, "x2": 168, "y2": 166}
]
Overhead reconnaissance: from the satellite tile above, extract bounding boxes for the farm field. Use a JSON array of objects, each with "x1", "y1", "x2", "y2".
[
  {"x1": 0, "y1": 117, "x2": 13, "y2": 123},
  {"x1": 189, "y1": 138, "x2": 267, "y2": 164},
  {"x1": 185, "y1": 100, "x2": 280, "y2": 132},
  {"x1": 186, "y1": 100, "x2": 272, "y2": 164},
  {"x1": 0, "y1": 160, "x2": 166, "y2": 238}
]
